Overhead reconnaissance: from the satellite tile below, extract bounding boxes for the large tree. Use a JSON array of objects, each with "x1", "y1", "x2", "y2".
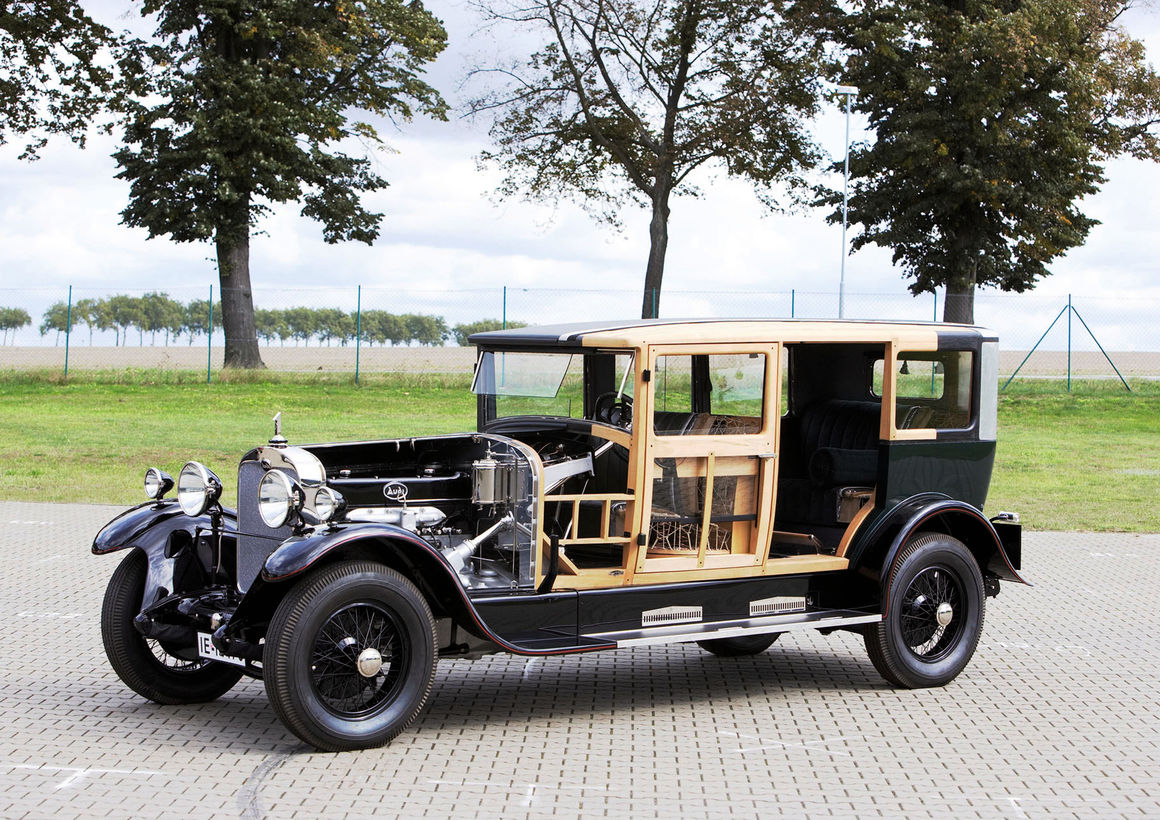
[
  {"x1": 0, "y1": 0, "x2": 121, "y2": 159},
  {"x1": 825, "y1": 0, "x2": 1160, "y2": 324},
  {"x1": 469, "y1": 0, "x2": 832, "y2": 318},
  {"x1": 115, "y1": 0, "x2": 447, "y2": 367}
]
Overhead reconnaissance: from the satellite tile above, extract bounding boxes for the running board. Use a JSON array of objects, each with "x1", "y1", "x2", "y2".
[{"x1": 588, "y1": 610, "x2": 882, "y2": 649}]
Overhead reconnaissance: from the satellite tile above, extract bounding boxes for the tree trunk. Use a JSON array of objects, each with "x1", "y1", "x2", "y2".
[
  {"x1": 215, "y1": 202, "x2": 265, "y2": 369},
  {"x1": 641, "y1": 181, "x2": 672, "y2": 319},
  {"x1": 943, "y1": 263, "x2": 977, "y2": 325}
]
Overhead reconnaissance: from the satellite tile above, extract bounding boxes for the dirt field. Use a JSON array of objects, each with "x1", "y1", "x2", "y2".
[
  {"x1": 0, "y1": 345, "x2": 478, "y2": 373},
  {"x1": 2, "y1": 344, "x2": 1158, "y2": 377}
]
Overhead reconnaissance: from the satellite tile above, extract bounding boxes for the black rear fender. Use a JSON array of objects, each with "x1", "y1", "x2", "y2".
[{"x1": 849, "y1": 495, "x2": 1028, "y2": 601}]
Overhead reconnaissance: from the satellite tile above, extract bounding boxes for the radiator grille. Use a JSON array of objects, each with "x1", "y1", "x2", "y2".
[
  {"x1": 749, "y1": 596, "x2": 807, "y2": 616},
  {"x1": 641, "y1": 605, "x2": 703, "y2": 627},
  {"x1": 236, "y1": 459, "x2": 294, "y2": 592}
]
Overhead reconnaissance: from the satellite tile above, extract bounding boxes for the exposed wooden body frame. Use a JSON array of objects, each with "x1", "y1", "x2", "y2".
[{"x1": 482, "y1": 320, "x2": 971, "y2": 591}]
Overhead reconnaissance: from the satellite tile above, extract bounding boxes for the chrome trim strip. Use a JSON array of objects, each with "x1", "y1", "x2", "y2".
[{"x1": 588, "y1": 611, "x2": 883, "y2": 648}]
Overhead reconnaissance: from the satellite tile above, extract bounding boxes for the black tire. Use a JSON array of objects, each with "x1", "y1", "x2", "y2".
[
  {"x1": 697, "y1": 633, "x2": 780, "y2": 657},
  {"x1": 101, "y1": 550, "x2": 243, "y2": 704},
  {"x1": 263, "y1": 561, "x2": 438, "y2": 752},
  {"x1": 864, "y1": 532, "x2": 985, "y2": 688}
]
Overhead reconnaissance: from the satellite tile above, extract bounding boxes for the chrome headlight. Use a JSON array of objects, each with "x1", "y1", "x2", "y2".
[
  {"x1": 314, "y1": 486, "x2": 346, "y2": 523},
  {"x1": 144, "y1": 467, "x2": 174, "y2": 500},
  {"x1": 258, "y1": 469, "x2": 302, "y2": 528},
  {"x1": 177, "y1": 461, "x2": 222, "y2": 516}
]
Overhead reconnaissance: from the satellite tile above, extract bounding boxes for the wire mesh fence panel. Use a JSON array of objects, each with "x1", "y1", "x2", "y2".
[{"x1": 2, "y1": 284, "x2": 1158, "y2": 379}]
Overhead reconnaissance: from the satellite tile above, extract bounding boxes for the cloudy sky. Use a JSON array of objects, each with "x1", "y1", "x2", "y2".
[{"x1": 2, "y1": 1, "x2": 1159, "y2": 350}]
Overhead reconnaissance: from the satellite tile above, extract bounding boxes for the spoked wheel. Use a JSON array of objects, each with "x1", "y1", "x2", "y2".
[
  {"x1": 264, "y1": 561, "x2": 437, "y2": 752},
  {"x1": 697, "y1": 633, "x2": 780, "y2": 657},
  {"x1": 310, "y1": 602, "x2": 409, "y2": 717},
  {"x1": 101, "y1": 550, "x2": 243, "y2": 704},
  {"x1": 865, "y1": 532, "x2": 984, "y2": 688}
]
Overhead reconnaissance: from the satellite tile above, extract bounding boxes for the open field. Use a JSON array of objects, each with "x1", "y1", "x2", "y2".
[
  {"x1": 2, "y1": 344, "x2": 478, "y2": 373},
  {"x1": 0, "y1": 370, "x2": 1156, "y2": 530},
  {"x1": 3, "y1": 344, "x2": 1159, "y2": 377}
]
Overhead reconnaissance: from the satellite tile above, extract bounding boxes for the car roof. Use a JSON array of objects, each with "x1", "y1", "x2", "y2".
[{"x1": 468, "y1": 318, "x2": 995, "y2": 349}]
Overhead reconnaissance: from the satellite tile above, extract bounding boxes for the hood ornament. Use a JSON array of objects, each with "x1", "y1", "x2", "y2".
[{"x1": 269, "y1": 412, "x2": 288, "y2": 447}]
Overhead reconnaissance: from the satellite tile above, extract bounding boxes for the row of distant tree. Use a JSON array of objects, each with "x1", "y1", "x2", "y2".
[{"x1": 1, "y1": 295, "x2": 523, "y2": 348}]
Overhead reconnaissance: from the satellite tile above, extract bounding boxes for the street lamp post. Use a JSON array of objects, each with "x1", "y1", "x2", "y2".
[{"x1": 836, "y1": 85, "x2": 858, "y2": 319}]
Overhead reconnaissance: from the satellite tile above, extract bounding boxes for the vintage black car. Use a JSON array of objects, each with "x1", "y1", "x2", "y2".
[{"x1": 94, "y1": 319, "x2": 1027, "y2": 751}]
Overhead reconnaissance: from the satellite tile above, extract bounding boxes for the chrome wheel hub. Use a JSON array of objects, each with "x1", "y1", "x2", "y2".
[
  {"x1": 936, "y1": 601, "x2": 954, "y2": 627},
  {"x1": 356, "y1": 647, "x2": 384, "y2": 678}
]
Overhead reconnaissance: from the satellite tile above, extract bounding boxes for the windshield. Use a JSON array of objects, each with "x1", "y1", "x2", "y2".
[{"x1": 473, "y1": 350, "x2": 634, "y2": 420}]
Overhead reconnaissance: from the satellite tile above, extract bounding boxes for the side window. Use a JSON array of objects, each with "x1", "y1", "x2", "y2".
[
  {"x1": 654, "y1": 353, "x2": 765, "y2": 435},
  {"x1": 781, "y1": 345, "x2": 790, "y2": 417},
  {"x1": 872, "y1": 351, "x2": 974, "y2": 430}
]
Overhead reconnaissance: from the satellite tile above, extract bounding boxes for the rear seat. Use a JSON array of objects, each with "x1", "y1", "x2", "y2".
[{"x1": 777, "y1": 400, "x2": 882, "y2": 525}]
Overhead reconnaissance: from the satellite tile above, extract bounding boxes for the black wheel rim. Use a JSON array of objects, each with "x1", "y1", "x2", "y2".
[
  {"x1": 900, "y1": 566, "x2": 965, "y2": 662},
  {"x1": 147, "y1": 639, "x2": 212, "y2": 673},
  {"x1": 309, "y1": 601, "x2": 409, "y2": 718}
]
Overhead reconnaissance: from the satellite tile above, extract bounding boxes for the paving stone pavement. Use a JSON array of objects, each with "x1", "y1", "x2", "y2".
[{"x1": 1, "y1": 500, "x2": 1157, "y2": 819}]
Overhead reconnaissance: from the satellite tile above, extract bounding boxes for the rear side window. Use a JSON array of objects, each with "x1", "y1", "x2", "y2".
[{"x1": 872, "y1": 351, "x2": 974, "y2": 430}]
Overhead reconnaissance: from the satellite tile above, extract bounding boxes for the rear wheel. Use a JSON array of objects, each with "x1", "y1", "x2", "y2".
[
  {"x1": 864, "y1": 532, "x2": 984, "y2": 688},
  {"x1": 263, "y1": 561, "x2": 438, "y2": 752},
  {"x1": 697, "y1": 633, "x2": 780, "y2": 657},
  {"x1": 101, "y1": 550, "x2": 243, "y2": 704}
]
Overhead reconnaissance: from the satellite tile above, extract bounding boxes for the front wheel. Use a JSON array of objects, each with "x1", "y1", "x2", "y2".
[
  {"x1": 101, "y1": 549, "x2": 243, "y2": 704},
  {"x1": 864, "y1": 532, "x2": 985, "y2": 688},
  {"x1": 263, "y1": 561, "x2": 438, "y2": 752}
]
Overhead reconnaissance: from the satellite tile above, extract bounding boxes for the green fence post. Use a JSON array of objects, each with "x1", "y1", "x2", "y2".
[
  {"x1": 791, "y1": 289, "x2": 795, "y2": 318},
  {"x1": 355, "y1": 285, "x2": 362, "y2": 385},
  {"x1": 207, "y1": 285, "x2": 214, "y2": 384},
  {"x1": 1067, "y1": 293, "x2": 1072, "y2": 392},
  {"x1": 64, "y1": 285, "x2": 72, "y2": 378},
  {"x1": 502, "y1": 286, "x2": 507, "y2": 329}
]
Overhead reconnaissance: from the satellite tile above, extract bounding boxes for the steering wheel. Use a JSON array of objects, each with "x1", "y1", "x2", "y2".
[{"x1": 593, "y1": 392, "x2": 633, "y2": 428}]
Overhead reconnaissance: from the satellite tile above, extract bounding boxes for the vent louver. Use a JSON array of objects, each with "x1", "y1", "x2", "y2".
[
  {"x1": 750, "y1": 596, "x2": 807, "y2": 616},
  {"x1": 641, "y1": 605, "x2": 703, "y2": 627}
]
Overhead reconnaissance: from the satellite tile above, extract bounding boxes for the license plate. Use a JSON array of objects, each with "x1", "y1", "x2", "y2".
[{"x1": 197, "y1": 632, "x2": 247, "y2": 668}]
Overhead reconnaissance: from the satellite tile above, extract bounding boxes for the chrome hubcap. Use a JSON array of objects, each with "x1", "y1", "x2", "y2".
[
  {"x1": 356, "y1": 647, "x2": 384, "y2": 678},
  {"x1": 936, "y1": 601, "x2": 954, "y2": 627}
]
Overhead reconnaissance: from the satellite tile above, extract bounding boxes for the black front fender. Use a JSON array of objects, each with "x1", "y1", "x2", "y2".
[
  {"x1": 92, "y1": 500, "x2": 236, "y2": 611},
  {"x1": 255, "y1": 524, "x2": 596, "y2": 657}
]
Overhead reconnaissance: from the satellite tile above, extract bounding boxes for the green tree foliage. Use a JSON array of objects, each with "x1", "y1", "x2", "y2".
[
  {"x1": 0, "y1": 0, "x2": 122, "y2": 159},
  {"x1": 140, "y1": 291, "x2": 186, "y2": 345},
  {"x1": 0, "y1": 307, "x2": 32, "y2": 344},
  {"x1": 404, "y1": 313, "x2": 449, "y2": 346},
  {"x1": 469, "y1": 0, "x2": 832, "y2": 318},
  {"x1": 824, "y1": 0, "x2": 1160, "y2": 323},
  {"x1": 73, "y1": 297, "x2": 100, "y2": 344},
  {"x1": 38, "y1": 301, "x2": 71, "y2": 343},
  {"x1": 185, "y1": 298, "x2": 222, "y2": 345},
  {"x1": 25, "y1": 293, "x2": 504, "y2": 348},
  {"x1": 105, "y1": 293, "x2": 143, "y2": 346},
  {"x1": 451, "y1": 319, "x2": 528, "y2": 346},
  {"x1": 114, "y1": 0, "x2": 449, "y2": 368}
]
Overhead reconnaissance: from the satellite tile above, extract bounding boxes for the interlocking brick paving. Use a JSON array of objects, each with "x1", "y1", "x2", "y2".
[{"x1": 2, "y1": 501, "x2": 1156, "y2": 818}]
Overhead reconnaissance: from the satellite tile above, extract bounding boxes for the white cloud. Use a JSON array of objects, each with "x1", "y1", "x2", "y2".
[{"x1": 2, "y1": 0, "x2": 1159, "y2": 352}]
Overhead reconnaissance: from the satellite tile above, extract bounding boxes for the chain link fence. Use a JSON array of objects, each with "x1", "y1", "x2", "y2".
[{"x1": 2, "y1": 284, "x2": 1158, "y2": 380}]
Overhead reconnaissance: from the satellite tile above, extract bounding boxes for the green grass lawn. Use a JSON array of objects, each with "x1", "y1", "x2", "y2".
[
  {"x1": 986, "y1": 379, "x2": 1160, "y2": 531},
  {"x1": 0, "y1": 370, "x2": 1156, "y2": 531}
]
